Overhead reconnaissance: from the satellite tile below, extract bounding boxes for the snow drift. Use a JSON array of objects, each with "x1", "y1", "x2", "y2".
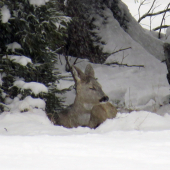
[{"x1": 1, "y1": 109, "x2": 170, "y2": 136}]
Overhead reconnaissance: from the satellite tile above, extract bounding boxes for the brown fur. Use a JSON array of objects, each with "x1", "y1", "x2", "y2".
[{"x1": 52, "y1": 64, "x2": 117, "y2": 128}]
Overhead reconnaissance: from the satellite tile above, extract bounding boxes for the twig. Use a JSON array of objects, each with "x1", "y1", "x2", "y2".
[
  {"x1": 138, "y1": 5, "x2": 170, "y2": 23},
  {"x1": 110, "y1": 47, "x2": 132, "y2": 55},
  {"x1": 58, "y1": 54, "x2": 62, "y2": 65},
  {"x1": 73, "y1": 57, "x2": 79, "y2": 65},
  {"x1": 136, "y1": 113, "x2": 150, "y2": 130},
  {"x1": 64, "y1": 55, "x2": 72, "y2": 72},
  {"x1": 138, "y1": 0, "x2": 147, "y2": 20},
  {"x1": 121, "y1": 52, "x2": 129, "y2": 65},
  {"x1": 158, "y1": 3, "x2": 170, "y2": 39},
  {"x1": 105, "y1": 62, "x2": 144, "y2": 68},
  {"x1": 153, "y1": 25, "x2": 170, "y2": 31},
  {"x1": 147, "y1": 0, "x2": 157, "y2": 15}
]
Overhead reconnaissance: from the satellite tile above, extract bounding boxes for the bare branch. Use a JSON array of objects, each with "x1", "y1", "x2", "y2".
[
  {"x1": 73, "y1": 57, "x2": 79, "y2": 65},
  {"x1": 152, "y1": 4, "x2": 161, "y2": 12},
  {"x1": 64, "y1": 55, "x2": 72, "y2": 72},
  {"x1": 110, "y1": 47, "x2": 132, "y2": 55},
  {"x1": 138, "y1": 0, "x2": 148, "y2": 20},
  {"x1": 158, "y1": 3, "x2": 170, "y2": 38},
  {"x1": 153, "y1": 25, "x2": 170, "y2": 31},
  {"x1": 105, "y1": 62, "x2": 144, "y2": 68},
  {"x1": 138, "y1": 5, "x2": 170, "y2": 23},
  {"x1": 147, "y1": 0, "x2": 157, "y2": 15}
]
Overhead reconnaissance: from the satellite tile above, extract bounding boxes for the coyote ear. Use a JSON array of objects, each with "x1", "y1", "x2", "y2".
[
  {"x1": 85, "y1": 64, "x2": 95, "y2": 77},
  {"x1": 72, "y1": 66, "x2": 86, "y2": 82}
]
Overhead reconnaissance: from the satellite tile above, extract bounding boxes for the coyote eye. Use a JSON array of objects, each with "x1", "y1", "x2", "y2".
[{"x1": 89, "y1": 87, "x2": 96, "y2": 90}]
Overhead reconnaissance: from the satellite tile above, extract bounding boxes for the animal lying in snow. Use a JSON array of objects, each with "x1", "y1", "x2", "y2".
[{"x1": 50, "y1": 64, "x2": 117, "y2": 128}]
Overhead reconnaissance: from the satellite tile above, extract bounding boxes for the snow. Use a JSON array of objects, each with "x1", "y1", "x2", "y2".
[
  {"x1": 6, "y1": 42, "x2": 22, "y2": 52},
  {"x1": 1, "y1": 110, "x2": 170, "y2": 169},
  {"x1": 59, "y1": 5, "x2": 169, "y2": 111},
  {"x1": 2, "y1": 109, "x2": 170, "y2": 135},
  {"x1": 55, "y1": 16, "x2": 71, "y2": 29},
  {"x1": 57, "y1": 52, "x2": 169, "y2": 112},
  {"x1": 166, "y1": 27, "x2": 170, "y2": 37},
  {"x1": 1, "y1": 133, "x2": 170, "y2": 170},
  {"x1": 64, "y1": 0, "x2": 68, "y2": 6},
  {"x1": 29, "y1": 0, "x2": 49, "y2": 6},
  {"x1": 13, "y1": 80, "x2": 48, "y2": 95},
  {"x1": 1, "y1": 1, "x2": 170, "y2": 169},
  {"x1": 1, "y1": 5, "x2": 11, "y2": 23},
  {"x1": 166, "y1": 27, "x2": 170, "y2": 43},
  {"x1": 4, "y1": 96, "x2": 46, "y2": 112},
  {"x1": 2, "y1": 55, "x2": 32, "y2": 66},
  {"x1": 0, "y1": 73, "x2": 5, "y2": 86}
]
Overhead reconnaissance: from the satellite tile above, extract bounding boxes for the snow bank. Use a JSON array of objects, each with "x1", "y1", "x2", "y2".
[
  {"x1": 1, "y1": 5, "x2": 11, "y2": 23},
  {"x1": 1, "y1": 109, "x2": 170, "y2": 136},
  {"x1": 14, "y1": 80, "x2": 48, "y2": 95},
  {"x1": 2, "y1": 55, "x2": 32, "y2": 66},
  {"x1": 0, "y1": 109, "x2": 72, "y2": 135},
  {"x1": 97, "y1": 111, "x2": 170, "y2": 132}
]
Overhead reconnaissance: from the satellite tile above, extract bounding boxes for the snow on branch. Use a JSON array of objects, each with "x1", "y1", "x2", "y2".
[
  {"x1": 6, "y1": 42, "x2": 22, "y2": 52},
  {"x1": 2, "y1": 55, "x2": 32, "y2": 66},
  {"x1": 1, "y1": 5, "x2": 11, "y2": 23},
  {"x1": 1, "y1": 96, "x2": 46, "y2": 112},
  {"x1": 0, "y1": 73, "x2": 6, "y2": 86},
  {"x1": 29, "y1": 0, "x2": 49, "y2": 6},
  {"x1": 55, "y1": 16, "x2": 71, "y2": 29},
  {"x1": 13, "y1": 80, "x2": 48, "y2": 95}
]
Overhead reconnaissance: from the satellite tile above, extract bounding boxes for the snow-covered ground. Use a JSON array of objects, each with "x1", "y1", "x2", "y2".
[
  {"x1": 1, "y1": 131, "x2": 170, "y2": 170},
  {"x1": 1, "y1": 109, "x2": 170, "y2": 170},
  {"x1": 1, "y1": 1, "x2": 170, "y2": 169}
]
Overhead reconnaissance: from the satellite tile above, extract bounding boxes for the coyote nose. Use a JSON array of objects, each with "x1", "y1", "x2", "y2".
[{"x1": 99, "y1": 96, "x2": 109, "y2": 102}]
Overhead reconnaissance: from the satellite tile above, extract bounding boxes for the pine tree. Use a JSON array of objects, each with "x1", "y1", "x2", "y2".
[
  {"x1": 0, "y1": 0, "x2": 68, "y2": 115},
  {"x1": 62, "y1": 0, "x2": 108, "y2": 64}
]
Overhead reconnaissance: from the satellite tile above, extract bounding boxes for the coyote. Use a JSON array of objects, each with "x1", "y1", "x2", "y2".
[{"x1": 52, "y1": 64, "x2": 117, "y2": 128}]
